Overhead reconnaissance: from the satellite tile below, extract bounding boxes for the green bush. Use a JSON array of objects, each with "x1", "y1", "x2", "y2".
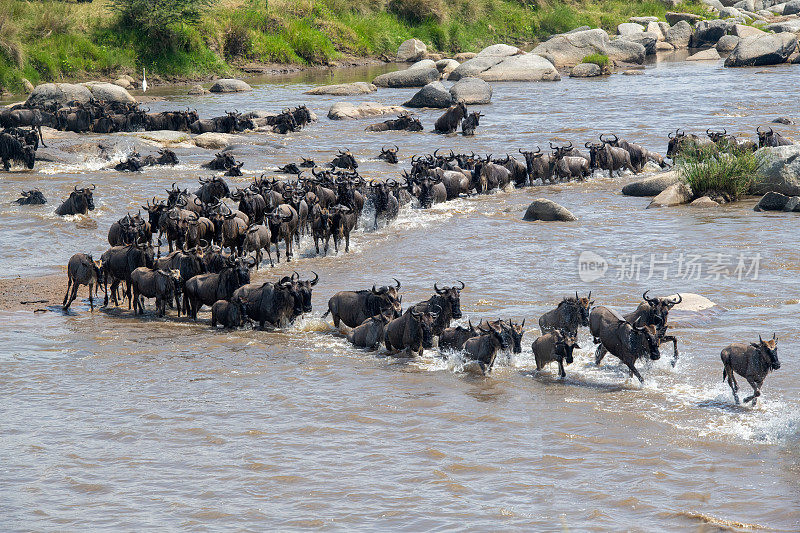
[
  {"x1": 582, "y1": 53, "x2": 610, "y2": 67},
  {"x1": 679, "y1": 144, "x2": 766, "y2": 201},
  {"x1": 108, "y1": 0, "x2": 214, "y2": 48}
]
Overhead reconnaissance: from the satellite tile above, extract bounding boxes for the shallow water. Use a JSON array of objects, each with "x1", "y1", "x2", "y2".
[{"x1": 2, "y1": 57, "x2": 800, "y2": 531}]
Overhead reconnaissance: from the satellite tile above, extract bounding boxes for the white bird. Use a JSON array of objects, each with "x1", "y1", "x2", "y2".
[{"x1": 141, "y1": 67, "x2": 148, "y2": 93}]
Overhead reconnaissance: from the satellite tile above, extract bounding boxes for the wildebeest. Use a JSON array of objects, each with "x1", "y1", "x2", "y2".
[
  {"x1": 721, "y1": 334, "x2": 780, "y2": 405},
  {"x1": 277, "y1": 163, "x2": 302, "y2": 175},
  {"x1": 589, "y1": 306, "x2": 661, "y2": 384},
  {"x1": 310, "y1": 203, "x2": 332, "y2": 255},
  {"x1": 196, "y1": 175, "x2": 231, "y2": 204},
  {"x1": 417, "y1": 176, "x2": 447, "y2": 208},
  {"x1": 184, "y1": 257, "x2": 252, "y2": 320},
  {"x1": 438, "y1": 320, "x2": 478, "y2": 351},
  {"x1": 114, "y1": 149, "x2": 178, "y2": 172},
  {"x1": 14, "y1": 188, "x2": 46, "y2": 205},
  {"x1": 62, "y1": 253, "x2": 102, "y2": 310},
  {"x1": 329, "y1": 149, "x2": 358, "y2": 170},
  {"x1": 600, "y1": 133, "x2": 666, "y2": 172},
  {"x1": 550, "y1": 143, "x2": 590, "y2": 181},
  {"x1": 243, "y1": 223, "x2": 273, "y2": 268},
  {"x1": 232, "y1": 279, "x2": 303, "y2": 329},
  {"x1": 203, "y1": 152, "x2": 241, "y2": 174},
  {"x1": 480, "y1": 319, "x2": 525, "y2": 354},
  {"x1": 0, "y1": 130, "x2": 36, "y2": 170},
  {"x1": 461, "y1": 111, "x2": 482, "y2": 136},
  {"x1": 328, "y1": 204, "x2": 357, "y2": 253},
  {"x1": 154, "y1": 248, "x2": 206, "y2": 314},
  {"x1": 211, "y1": 298, "x2": 248, "y2": 329},
  {"x1": 434, "y1": 101, "x2": 467, "y2": 134},
  {"x1": 377, "y1": 145, "x2": 399, "y2": 164},
  {"x1": 596, "y1": 291, "x2": 682, "y2": 367},
  {"x1": 539, "y1": 292, "x2": 593, "y2": 336},
  {"x1": 347, "y1": 310, "x2": 393, "y2": 350},
  {"x1": 412, "y1": 282, "x2": 464, "y2": 336},
  {"x1": 532, "y1": 329, "x2": 580, "y2": 378},
  {"x1": 101, "y1": 242, "x2": 155, "y2": 307},
  {"x1": 265, "y1": 204, "x2": 298, "y2": 262},
  {"x1": 519, "y1": 147, "x2": 555, "y2": 184},
  {"x1": 365, "y1": 112, "x2": 423, "y2": 132},
  {"x1": 131, "y1": 267, "x2": 182, "y2": 317},
  {"x1": 463, "y1": 322, "x2": 509, "y2": 374},
  {"x1": 666, "y1": 129, "x2": 712, "y2": 159},
  {"x1": 324, "y1": 279, "x2": 403, "y2": 329},
  {"x1": 55, "y1": 185, "x2": 95, "y2": 216},
  {"x1": 369, "y1": 179, "x2": 400, "y2": 229},
  {"x1": 756, "y1": 126, "x2": 793, "y2": 148},
  {"x1": 384, "y1": 306, "x2": 439, "y2": 356},
  {"x1": 587, "y1": 139, "x2": 636, "y2": 178}
]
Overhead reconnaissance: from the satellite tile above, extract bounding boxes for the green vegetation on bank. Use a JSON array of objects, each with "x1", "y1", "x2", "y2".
[
  {"x1": 678, "y1": 144, "x2": 766, "y2": 201},
  {"x1": 0, "y1": 0, "x2": 710, "y2": 94}
]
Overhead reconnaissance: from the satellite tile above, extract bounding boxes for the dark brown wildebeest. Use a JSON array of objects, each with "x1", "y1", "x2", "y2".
[
  {"x1": 377, "y1": 145, "x2": 399, "y2": 164},
  {"x1": 211, "y1": 298, "x2": 249, "y2": 329},
  {"x1": 438, "y1": 320, "x2": 478, "y2": 351},
  {"x1": 721, "y1": 334, "x2": 780, "y2": 406},
  {"x1": 585, "y1": 140, "x2": 636, "y2": 178},
  {"x1": 519, "y1": 147, "x2": 555, "y2": 184},
  {"x1": 131, "y1": 267, "x2": 182, "y2": 317},
  {"x1": 364, "y1": 112, "x2": 423, "y2": 132},
  {"x1": 329, "y1": 149, "x2": 358, "y2": 170},
  {"x1": 416, "y1": 175, "x2": 447, "y2": 208},
  {"x1": 479, "y1": 319, "x2": 526, "y2": 354},
  {"x1": 756, "y1": 126, "x2": 793, "y2": 148},
  {"x1": 412, "y1": 282, "x2": 464, "y2": 336},
  {"x1": 154, "y1": 248, "x2": 206, "y2": 315},
  {"x1": 384, "y1": 306, "x2": 439, "y2": 357},
  {"x1": 463, "y1": 322, "x2": 509, "y2": 374},
  {"x1": 461, "y1": 111, "x2": 482, "y2": 136},
  {"x1": 328, "y1": 204, "x2": 357, "y2": 253},
  {"x1": 434, "y1": 101, "x2": 467, "y2": 134},
  {"x1": 589, "y1": 306, "x2": 661, "y2": 384},
  {"x1": 232, "y1": 279, "x2": 303, "y2": 329},
  {"x1": 184, "y1": 257, "x2": 252, "y2": 320},
  {"x1": 539, "y1": 292, "x2": 593, "y2": 336},
  {"x1": 532, "y1": 329, "x2": 581, "y2": 378},
  {"x1": 243, "y1": 223, "x2": 273, "y2": 268},
  {"x1": 310, "y1": 203, "x2": 332, "y2": 255},
  {"x1": 369, "y1": 179, "x2": 400, "y2": 229},
  {"x1": 14, "y1": 188, "x2": 46, "y2": 205},
  {"x1": 265, "y1": 204, "x2": 298, "y2": 262},
  {"x1": 63, "y1": 253, "x2": 102, "y2": 310},
  {"x1": 324, "y1": 279, "x2": 403, "y2": 329},
  {"x1": 0, "y1": 130, "x2": 36, "y2": 170},
  {"x1": 347, "y1": 310, "x2": 394, "y2": 350},
  {"x1": 595, "y1": 291, "x2": 682, "y2": 367},
  {"x1": 55, "y1": 185, "x2": 95, "y2": 216},
  {"x1": 549, "y1": 142, "x2": 590, "y2": 181},
  {"x1": 101, "y1": 242, "x2": 155, "y2": 308}
]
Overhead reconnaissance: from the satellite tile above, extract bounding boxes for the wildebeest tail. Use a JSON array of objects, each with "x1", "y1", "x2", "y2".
[{"x1": 321, "y1": 309, "x2": 331, "y2": 318}]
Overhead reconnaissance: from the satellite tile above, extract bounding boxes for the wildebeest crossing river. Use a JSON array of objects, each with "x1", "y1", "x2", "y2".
[{"x1": 2, "y1": 58, "x2": 800, "y2": 530}]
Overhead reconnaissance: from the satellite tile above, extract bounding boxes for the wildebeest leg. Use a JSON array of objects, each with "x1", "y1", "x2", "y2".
[
  {"x1": 332, "y1": 313, "x2": 340, "y2": 329},
  {"x1": 265, "y1": 244, "x2": 274, "y2": 268},
  {"x1": 345, "y1": 231, "x2": 350, "y2": 253},
  {"x1": 743, "y1": 377, "x2": 762, "y2": 405},
  {"x1": 626, "y1": 361, "x2": 644, "y2": 384},
  {"x1": 558, "y1": 358, "x2": 566, "y2": 378},
  {"x1": 88, "y1": 283, "x2": 95, "y2": 310},
  {"x1": 285, "y1": 235, "x2": 292, "y2": 262},
  {"x1": 725, "y1": 366, "x2": 740, "y2": 405},
  {"x1": 126, "y1": 281, "x2": 133, "y2": 310},
  {"x1": 63, "y1": 277, "x2": 73, "y2": 307},
  {"x1": 662, "y1": 335, "x2": 678, "y2": 367},
  {"x1": 594, "y1": 344, "x2": 608, "y2": 365}
]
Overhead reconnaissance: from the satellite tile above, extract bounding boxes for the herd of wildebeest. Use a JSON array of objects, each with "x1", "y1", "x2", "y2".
[{"x1": 4, "y1": 98, "x2": 791, "y2": 406}]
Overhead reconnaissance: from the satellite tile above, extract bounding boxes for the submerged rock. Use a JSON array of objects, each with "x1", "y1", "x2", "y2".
[
  {"x1": 403, "y1": 82, "x2": 453, "y2": 108},
  {"x1": 522, "y1": 199, "x2": 578, "y2": 221},
  {"x1": 622, "y1": 171, "x2": 681, "y2": 196},
  {"x1": 209, "y1": 79, "x2": 252, "y2": 93},
  {"x1": 449, "y1": 77, "x2": 492, "y2": 104},
  {"x1": 305, "y1": 82, "x2": 377, "y2": 96},
  {"x1": 725, "y1": 32, "x2": 798, "y2": 67},
  {"x1": 571, "y1": 63, "x2": 602, "y2": 77},
  {"x1": 647, "y1": 181, "x2": 693, "y2": 208},
  {"x1": 690, "y1": 196, "x2": 721, "y2": 207},
  {"x1": 193, "y1": 132, "x2": 238, "y2": 149},
  {"x1": 327, "y1": 101, "x2": 405, "y2": 120},
  {"x1": 687, "y1": 48, "x2": 722, "y2": 61},
  {"x1": 753, "y1": 191, "x2": 800, "y2": 211},
  {"x1": 373, "y1": 67, "x2": 440, "y2": 88},
  {"x1": 478, "y1": 53, "x2": 561, "y2": 82}
]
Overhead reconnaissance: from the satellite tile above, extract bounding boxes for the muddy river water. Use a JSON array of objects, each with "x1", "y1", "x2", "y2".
[{"x1": 2, "y1": 57, "x2": 800, "y2": 530}]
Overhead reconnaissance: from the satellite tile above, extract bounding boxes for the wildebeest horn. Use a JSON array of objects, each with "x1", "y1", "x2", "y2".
[
  {"x1": 74, "y1": 185, "x2": 79, "y2": 192},
  {"x1": 576, "y1": 290, "x2": 580, "y2": 300},
  {"x1": 671, "y1": 293, "x2": 682, "y2": 305},
  {"x1": 393, "y1": 145, "x2": 398, "y2": 152},
  {"x1": 756, "y1": 126, "x2": 762, "y2": 134},
  {"x1": 706, "y1": 129, "x2": 712, "y2": 135},
  {"x1": 310, "y1": 271, "x2": 319, "y2": 286},
  {"x1": 434, "y1": 283, "x2": 445, "y2": 294},
  {"x1": 759, "y1": 334, "x2": 764, "y2": 344},
  {"x1": 585, "y1": 142, "x2": 592, "y2": 148},
  {"x1": 668, "y1": 131, "x2": 674, "y2": 139},
  {"x1": 457, "y1": 280, "x2": 465, "y2": 290},
  {"x1": 393, "y1": 278, "x2": 401, "y2": 289},
  {"x1": 564, "y1": 142, "x2": 573, "y2": 150},
  {"x1": 549, "y1": 142, "x2": 557, "y2": 150}
]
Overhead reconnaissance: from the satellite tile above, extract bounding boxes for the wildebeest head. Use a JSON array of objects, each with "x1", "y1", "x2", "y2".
[
  {"x1": 434, "y1": 281, "x2": 464, "y2": 319},
  {"x1": 156, "y1": 149, "x2": 179, "y2": 166},
  {"x1": 233, "y1": 256, "x2": 253, "y2": 286},
  {"x1": 288, "y1": 271, "x2": 319, "y2": 314},
  {"x1": 411, "y1": 305, "x2": 439, "y2": 349},
  {"x1": 706, "y1": 128, "x2": 731, "y2": 146},
  {"x1": 561, "y1": 291, "x2": 592, "y2": 327},
  {"x1": 479, "y1": 321, "x2": 509, "y2": 351},
  {"x1": 632, "y1": 318, "x2": 660, "y2": 361},
  {"x1": 642, "y1": 290, "x2": 680, "y2": 331},
  {"x1": 396, "y1": 112, "x2": 423, "y2": 132},
  {"x1": 329, "y1": 149, "x2": 358, "y2": 170},
  {"x1": 371, "y1": 278, "x2": 402, "y2": 318},
  {"x1": 554, "y1": 329, "x2": 580, "y2": 365},
  {"x1": 378, "y1": 145, "x2": 399, "y2": 164},
  {"x1": 753, "y1": 333, "x2": 780, "y2": 370},
  {"x1": 142, "y1": 197, "x2": 167, "y2": 228},
  {"x1": 14, "y1": 188, "x2": 47, "y2": 205},
  {"x1": 70, "y1": 184, "x2": 95, "y2": 212},
  {"x1": 506, "y1": 319, "x2": 525, "y2": 354},
  {"x1": 666, "y1": 129, "x2": 686, "y2": 158}
]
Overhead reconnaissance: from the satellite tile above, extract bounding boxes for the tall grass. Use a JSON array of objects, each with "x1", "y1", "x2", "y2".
[{"x1": 678, "y1": 144, "x2": 766, "y2": 201}]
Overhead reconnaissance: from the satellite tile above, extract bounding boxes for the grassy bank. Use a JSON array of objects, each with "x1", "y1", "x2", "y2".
[{"x1": 0, "y1": 0, "x2": 709, "y2": 94}]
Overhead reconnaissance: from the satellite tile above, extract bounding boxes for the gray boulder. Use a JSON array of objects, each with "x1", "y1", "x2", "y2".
[
  {"x1": 435, "y1": 59, "x2": 460, "y2": 77},
  {"x1": 373, "y1": 67, "x2": 440, "y2": 88},
  {"x1": 630, "y1": 16, "x2": 660, "y2": 24},
  {"x1": 448, "y1": 44, "x2": 521, "y2": 80},
  {"x1": 703, "y1": 0, "x2": 726, "y2": 9},
  {"x1": 209, "y1": 79, "x2": 252, "y2": 93},
  {"x1": 690, "y1": 196, "x2": 721, "y2": 207},
  {"x1": 687, "y1": 48, "x2": 722, "y2": 60},
  {"x1": 646, "y1": 21, "x2": 666, "y2": 40},
  {"x1": 665, "y1": 12, "x2": 704, "y2": 25},
  {"x1": 478, "y1": 53, "x2": 561, "y2": 81},
  {"x1": 691, "y1": 20, "x2": 731, "y2": 48},
  {"x1": 666, "y1": 21, "x2": 693, "y2": 49},
  {"x1": 719, "y1": 6, "x2": 743, "y2": 16},
  {"x1": 403, "y1": 82, "x2": 453, "y2": 108},
  {"x1": 397, "y1": 39, "x2": 427, "y2": 62},
  {"x1": 532, "y1": 28, "x2": 644, "y2": 67},
  {"x1": 764, "y1": 19, "x2": 800, "y2": 32},
  {"x1": 717, "y1": 35, "x2": 741, "y2": 53},
  {"x1": 618, "y1": 32, "x2": 659, "y2": 55},
  {"x1": 784, "y1": 0, "x2": 800, "y2": 13},
  {"x1": 571, "y1": 63, "x2": 602, "y2": 77},
  {"x1": 449, "y1": 77, "x2": 492, "y2": 104},
  {"x1": 724, "y1": 32, "x2": 798, "y2": 66},
  {"x1": 305, "y1": 82, "x2": 377, "y2": 96},
  {"x1": 647, "y1": 181, "x2": 693, "y2": 208},
  {"x1": 567, "y1": 25, "x2": 592, "y2": 33},
  {"x1": 606, "y1": 39, "x2": 647, "y2": 64},
  {"x1": 622, "y1": 171, "x2": 681, "y2": 196},
  {"x1": 618, "y1": 22, "x2": 645, "y2": 36},
  {"x1": 522, "y1": 199, "x2": 578, "y2": 221},
  {"x1": 731, "y1": 24, "x2": 766, "y2": 37},
  {"x1": 754, "y1": 145, "x2": 800, "y2": 195},
  {"x1": 753, "y1": 191, "x2": 800, "y2": 211},
  {"x1": 327, "y1": 102, "x2": 405, "y2": 120},
  {"x1": 409, "y1": 59, "x2": 437, "y2": 70},
  {"x1": 81, "y1": 81, "x2": 136, "y2": 104},
  {"x1": 26, "y1": 83, "x2": 93, "y2": 108}
]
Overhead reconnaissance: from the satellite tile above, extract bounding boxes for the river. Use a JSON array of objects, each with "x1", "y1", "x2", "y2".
[{"x1": 2, "y1": 57, "x2": 799, "y2": 531}]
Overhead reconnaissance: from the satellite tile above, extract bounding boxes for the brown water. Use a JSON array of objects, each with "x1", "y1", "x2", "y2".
[{"x1": 2, "y1": 58, "x2": 800, "y2": 531}]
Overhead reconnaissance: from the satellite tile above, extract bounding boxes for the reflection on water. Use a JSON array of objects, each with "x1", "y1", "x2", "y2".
[{"x1": 2, "y1": 58, "x2": 799, "y2": 530}]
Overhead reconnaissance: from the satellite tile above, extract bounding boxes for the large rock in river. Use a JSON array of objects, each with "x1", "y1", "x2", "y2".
[
  {"x1": 687, "y1": 48, "x2": 722, "y2": 61},
  {"x1": 435, "y1": 59, "x2": 460, "y2": 77},
  {"x1": 691, "y1": 20, "x2": 731, "y2": 48},
  {"x1": 478, "y1": 53, "x2": 561, "y2": 82},
  {"x1": 647, "y1": 181, "x2": 693, "y2": 208},
  {"x1": 209, "y1": 78, "x2": 252, "y2": 93},
  {"x1": 327, "y1": 101, "x2": 405, "y2": 120},
  {"x1": 622, "y1": 171, "x2": 681, "y2": 196},
  {"x1": 725, "y1": 32, "x2": 798, "y2": 67},
  {"x1": 403, "y1": 82, "x2": 453, "y2": 108},
  {"x1": 522, "y1": 199, "x2": 577, "y2": 221},
  {"x1": 570, "y1": 63, "x2": 602, "y2": 77},
  {"x1": 305, "y1": 82, "x2": 376, "y2": 96},
  {"x1": 617, "y1": 32, "x2": 658, "y2": 55},
  {"x1": 532, "y1": 29, "x2": 644, "y2": 67},
  {"x1": 447, "y1": 44, "x2": 521, "y2": 80},
  {"x1": 449, "y1": 77, "x2": 492, "y2": 104},
  {"x1": 373, "y1": 67, "x2": 440, "y2": 88},
  {"x1": 193, "y1": 132, "x2": 238, "y2": 150},
  {"x1": 26, "y1": 83, "x2": 92, "y2": 108},
  {"x1": 397, "y1": 38, "x2": 427, "y2": 62},
  {"x1": 754, "y1": 145, "x2": 800, "y2": 195},
  {"x1": 753, "y1": 191, "x2": 800, "y2": 211},
  {"x1": 81, "y1": 81, "x2": 136, "y2": 104},
  {"x1": 665, "y1": 21, "x2": 693, "y2": 49}
]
